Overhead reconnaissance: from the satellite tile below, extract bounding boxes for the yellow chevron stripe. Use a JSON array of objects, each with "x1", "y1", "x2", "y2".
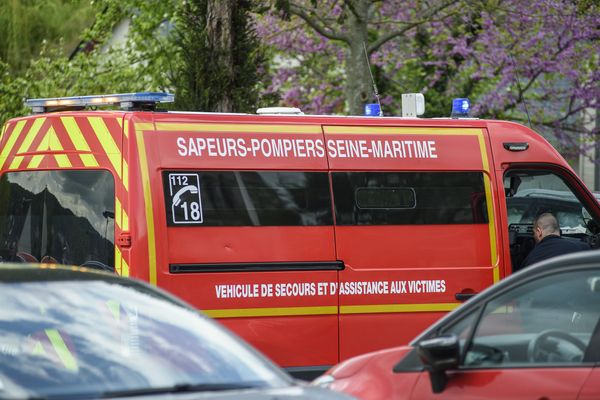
[
  {"x1": 88, "y1": 117, "x2": 122, "y2": 179},
  {"x1": 10, "y1": 118, "x2": 45, "y2": 170},
  {"x1": 115, "y1": 198, "x2": 123, "y2": 230},
  {"x1": 121, "y1": 257, "x2": 129, "y2": 277},
  {"x1": 123, "y1": 118, "x2": 129, "y2": 138},
  {"x1": 61, "y1": 116, "x2": 99, "y2": 167},
  {"x1": 45, "y1": 329, "x2": 78, "y2": 372},
  {"x1": 155, "y1": 123, "x2": 322, "y2": 134},
  {"x1": 114, "y1": 198, "x2": 129, "y2": 231},
  {"x1": 106, "y1": 299, "x2": 120, "y2": 321},
  {"x1": 0, "y1": 123, "x2": 6, "y2": 140},
  {"x1": 122, "y1": 160, "x2": 129, "y2": 191},
  {"x1": 26, "y1": 125, "x2": 52, "y2": 169},
  {"x1": 115, "y1": 246, "x2": 122, "y2": 275},
  {"x1": 47, "y1": 127, "x2": 72, "y2": 168},
  {"x1": 0, "y1": 120, "x2": 27, "y2": 169},
  {"x1": 122, "y1": 208, "x2": 129, "y2": 231}
]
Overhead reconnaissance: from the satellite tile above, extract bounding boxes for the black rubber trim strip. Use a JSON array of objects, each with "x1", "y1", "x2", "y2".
[
  {"x1": 170, "y1": 261, "x2": 344, "y2": 273},
  {"x1": 455, "y1": 292, "x2": 478, "y2": 301},
  {"x1": 285, "y1": 365, "x2": 331, "y2": 381}
]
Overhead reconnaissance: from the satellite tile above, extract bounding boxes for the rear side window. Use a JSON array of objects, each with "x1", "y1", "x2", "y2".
[
  {"x1": 163, "y1": 171, "x2": 332, "y2": 226},
  {"x1": 332, "y1": 171, "x2": 488, "y2": 225}
]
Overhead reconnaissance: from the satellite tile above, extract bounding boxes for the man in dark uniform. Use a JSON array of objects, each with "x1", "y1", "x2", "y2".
[{"x1": 520, "y1": 212, "x2": 591, "y2": 269}]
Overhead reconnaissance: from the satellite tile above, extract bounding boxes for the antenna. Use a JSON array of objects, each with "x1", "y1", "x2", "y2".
[
  {"x1": 509, "y1": 54, "x2": 532, "y2": 128},
  {"x1": 363, "y1": 42, "x2": 383, "y2": 116}
]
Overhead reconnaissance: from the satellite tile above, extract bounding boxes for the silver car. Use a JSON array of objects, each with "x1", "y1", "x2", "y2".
[{"x1": 0, "y1": 264, "x2": 353, "y2": 399}]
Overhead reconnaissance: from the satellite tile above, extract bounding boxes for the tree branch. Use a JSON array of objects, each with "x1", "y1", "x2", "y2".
[
  {"x1": 288, "y1": 2, "x2": 349, "y2": 43},
  {"x1": 368, "y1": 0, "x2": 456, "y2": 53}
]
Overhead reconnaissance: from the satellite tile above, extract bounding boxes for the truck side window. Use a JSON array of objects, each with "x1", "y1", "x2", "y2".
[
  {"x1": 504, "y1": 170, "x2": 596, "y2": 270},
  {"x1": 162, "y1": 171, "x2": 332, "y2": 227},
  {"x1": 332, "y1": 171, "x2": 488, "y2": 225}
]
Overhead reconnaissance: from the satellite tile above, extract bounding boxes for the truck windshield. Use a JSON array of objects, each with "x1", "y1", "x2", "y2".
[{"x1": 0, "y1": 170, "x2": 114, "y2": 268}]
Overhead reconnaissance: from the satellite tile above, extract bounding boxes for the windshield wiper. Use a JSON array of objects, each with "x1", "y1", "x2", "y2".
[{"x1": 100, "y1": 383, "x2": 258, "y2": 398}]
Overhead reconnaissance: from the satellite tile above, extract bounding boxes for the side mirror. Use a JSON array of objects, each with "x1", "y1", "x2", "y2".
[{"x1": 417, "y1": 334, "x2": 460, "y2": 394}]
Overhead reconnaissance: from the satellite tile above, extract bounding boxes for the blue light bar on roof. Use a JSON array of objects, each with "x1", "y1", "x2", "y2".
[
  {"x1": 451, "y1": 98, "x2": 470, "y2": 118},
  {"x1": 25, "y1": 92, "x2": 175, "y2": 113},
  {"x1": 364, "y1": 103, "x2": 382, "y2": 117}
]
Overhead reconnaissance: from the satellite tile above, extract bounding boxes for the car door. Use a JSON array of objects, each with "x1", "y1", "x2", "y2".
[{"x1": 410, "y1": 268, "x2": 600, "y2": 399}]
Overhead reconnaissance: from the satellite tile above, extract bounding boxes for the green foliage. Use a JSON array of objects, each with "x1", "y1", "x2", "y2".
[
  {"x1": 0, "y1": 0, "x2": 177, "y2": 126},
  {"x1": 0, "y1": 41, "x2": 161, "y2": 126},
  {"x1": 0, "y1": 0, "x2": 96, "y2": 74}
]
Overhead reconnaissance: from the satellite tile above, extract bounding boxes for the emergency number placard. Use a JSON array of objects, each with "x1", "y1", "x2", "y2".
[{"x1": 164, "y1": 172, "x2": 203, "y2": 225}]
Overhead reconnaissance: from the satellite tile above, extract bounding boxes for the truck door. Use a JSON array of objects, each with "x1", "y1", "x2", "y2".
[
  {"x1": 138, "y1": 119, "x2": 338, "y2": 378},
  {"x1": 323, "y1": 125, "x2": 501, "y2": 360}
]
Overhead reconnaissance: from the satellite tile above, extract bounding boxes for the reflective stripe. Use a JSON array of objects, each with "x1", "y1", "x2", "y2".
[
  {"x1": 135, "y1": 127, "x2": 157, "y2": 285},
  {"x1": 155, "y1": 123, "x2": 322, "y2": 134},
  {"x1": 122, "y1": 208, "x2": 129, "y2": 231},
  {"x1": 115, "y1": 247, "x2": 122, "y2": 275},
  {"x1": 340, "y1": 303, "x2": 460, "y2": 314},
  {"x1": 203, "y1": 303, "x2": 460, "y2": 318},
  {"x1": 10, "y1": 118, "x2": 45, "y2": 169},
  {"x1": 324, "y1": 126, "x2": 482, "y2": 135},
  {"x1": 61, "y1": 116, "x2": 99, "y2": 167},
  {"x1": 122, "y1": 160, "x2": 129, "y2": 191},
  {"x1": 121, "y1": 257, "x2": 130, "y2": 277},
  {"x1": 32, "y1": 341, "x2": 46, "y2": 356},
  {"x1": 45, "y1": 329, "x2": 78, "y2": 372},
  {"x1": 204, "y1": 306, "x2": 338, "y2": 318},
  {"x1": 47, "y1": 127, "x2": 72, "y2": 168},
  {"x1": 88, "y1": 117, "x2": 122, "y2": 180},
  {"x1": 114, "y1": 247, "x2": 129, "y2": 277},
  {"x1": 115, "y1": 198, "x2": 123, "y2": 230},
  {"x1": 0, "y1": 120, "x2": 27, "y2": 169},
  {"x1": 106, "y1": 299, "x2": 121, "y2": 321}
]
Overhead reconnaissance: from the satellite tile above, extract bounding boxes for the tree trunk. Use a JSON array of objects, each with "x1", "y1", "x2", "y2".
[
  {"x1": 207, "y1": 0, "x2": 234, "y2": 112},
  {"x1": 344, "y1": 0, "x2": 373, "y2": 116}
]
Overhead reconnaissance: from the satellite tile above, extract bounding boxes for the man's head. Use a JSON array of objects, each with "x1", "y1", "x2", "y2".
[{"x1": 533, "y1": 212, "x2": 560, "y2": 243}]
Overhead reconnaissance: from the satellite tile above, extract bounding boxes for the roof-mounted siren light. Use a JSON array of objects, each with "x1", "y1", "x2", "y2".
[
  {"x1": 256, "y1": 107, "x2": 304, "y2": 116},
  {"x1": 401, "y1": 93, "x2": 425, "y2": 117},
  {"x1": 364, "y1": 103, "x2": 382, "y2": 117},
  {"x1": 24, "y1": 92, "x2": 175, "y2": 114},
  {"x1": 451, "y1": 98, "x2": 470, "y2": 118}
]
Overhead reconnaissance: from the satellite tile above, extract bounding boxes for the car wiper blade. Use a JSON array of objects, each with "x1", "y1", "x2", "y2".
[{"x1": 100, "y1": 383, "x2": 258, "y2": 398}]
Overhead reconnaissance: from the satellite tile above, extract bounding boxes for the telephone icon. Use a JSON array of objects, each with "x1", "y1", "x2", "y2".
[{"x1": 173, "y1": 185, "x2": 199, "y2": 207}]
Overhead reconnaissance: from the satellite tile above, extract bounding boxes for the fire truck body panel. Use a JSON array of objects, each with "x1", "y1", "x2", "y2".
[{"x1": 2, "y1": 107, "x2": 599, "y2": 377}]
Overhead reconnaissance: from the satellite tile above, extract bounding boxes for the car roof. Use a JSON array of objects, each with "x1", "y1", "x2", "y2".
[
  {"x1": 0, "y1": 262, "x2": 194, "y2": 309},
  {"x1": 411, "y1": 249, "x2": 600, "y2": 344},
  {"x1": 0, "y1": 263, "x2": 121, "y2": 281}
]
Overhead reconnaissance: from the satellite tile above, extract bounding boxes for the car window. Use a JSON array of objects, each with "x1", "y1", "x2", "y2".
[
  {"x1": 462, "y1": 270, "x2": 600, "y2": 368},
  {"x1": 0, "y1": 279, "x2": 288, "y2": 399}
]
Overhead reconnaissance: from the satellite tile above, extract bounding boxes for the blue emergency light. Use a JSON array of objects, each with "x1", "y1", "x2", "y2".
[
  {"x1": 25, "y1": 92, "x2": 175, "y2": 113},
  {"x1": 451, "y1": 98, "x2": 470, "y2": 118},
  {"x1": 364, "y1": 103, "x2": 382, "y2": 117}
]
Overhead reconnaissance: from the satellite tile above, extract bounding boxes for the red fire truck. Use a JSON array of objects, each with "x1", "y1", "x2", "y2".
[{"x1": 1, "y1": 92, "x2": 598, "y2": 378}]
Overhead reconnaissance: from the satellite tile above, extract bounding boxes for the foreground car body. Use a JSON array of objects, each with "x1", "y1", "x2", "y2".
[
  {"x1": 317, "y1": 251, "x2": 600, "y2": 399},
  {"x1": 0, "y1": 264, "x2": 352, "y2": 399}
]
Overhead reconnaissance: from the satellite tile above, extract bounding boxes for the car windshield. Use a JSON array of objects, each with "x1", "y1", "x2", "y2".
[{"x1": 0, "y1": 278, "x2": 287, "y2": 399}]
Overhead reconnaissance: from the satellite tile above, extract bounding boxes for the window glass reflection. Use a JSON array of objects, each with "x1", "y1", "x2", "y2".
[{"x1": 0, "y1": 170, "x2": 115, "y2": 267}]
